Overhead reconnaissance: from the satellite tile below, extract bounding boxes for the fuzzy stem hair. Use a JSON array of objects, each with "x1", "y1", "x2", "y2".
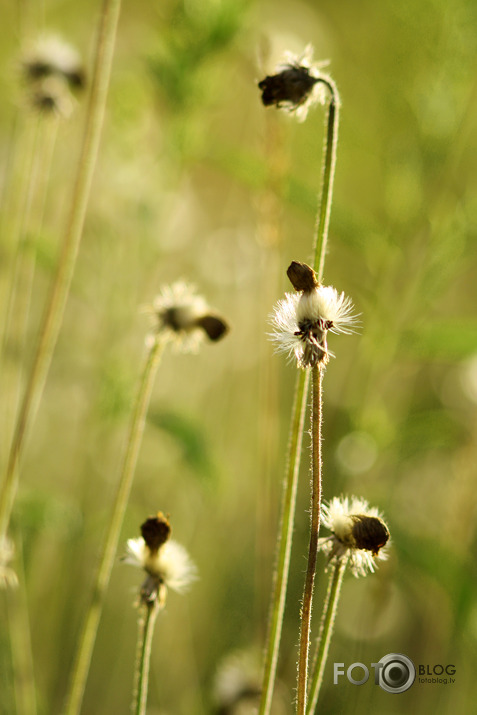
[{"x1": 296, "y1": 365, "x2": 323, "y2": 714}]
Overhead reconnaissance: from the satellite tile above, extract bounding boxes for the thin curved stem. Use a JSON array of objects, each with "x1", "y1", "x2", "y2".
[
  {"x1": 306, "y1": 556, "x2": 348, "y2": 714},
  {"x1": 259, "y1": 368, "x2": 309, "y2": 715},
  {"x1": 133, "y1": 601, "x2": 160, "y2": 715},
  {"x1": 63, "y1": 337, "x2": 164, "y2": 715},
  {"x1": 312, "y1": 77, "x2": 340, "y2": 282},
  {"x1": 296, "y1": 365, "x2": 323, "y2": 715},
  {"x1": 0, "y1": 0, "x2": 122, "y2": 545}
]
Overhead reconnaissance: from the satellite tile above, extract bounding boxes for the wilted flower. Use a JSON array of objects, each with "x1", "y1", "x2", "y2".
[
  {"x1": 21, "y1": 34, "x2": 86, "y2": 90},
  {"x1": 0, "y1": 536, "x2": 18, "y2": 589},
  {"x1": 269, "y1": 261, "x2": 357, "y2": 368},
  {"x1": 148, "y1": 281, "x2": 229, "y2": 352},
  {"x1": 318, "y1": 496, "x2": 390, "y2": 577},
  {"x1": 258, "y1": 45, "x2": 328, "y2": 121},
  {"x1": 123, "y1": 512, "x2": 197, "y2": 606}
]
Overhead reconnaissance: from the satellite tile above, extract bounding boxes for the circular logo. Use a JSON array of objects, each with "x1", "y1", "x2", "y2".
[{"x1": 377, "y1": 653, "x2": 416, "y2": 694}]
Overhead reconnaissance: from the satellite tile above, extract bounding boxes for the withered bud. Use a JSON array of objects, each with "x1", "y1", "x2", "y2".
[
  {"x1": 258, "y1": 64, "x2": 319, "y2": 109},
  {"x1": 287, "y1": 261, "x2": 319, "y2": 292},
  {"x1": 350, "y1": 515, "x2": 390, "y2": 556},
  {"x1": 195, "y1": 315, "x2": 229, "y2": 341},
  {"x1": 141, "y1": 512, "x2": 171, "y2": 554}
]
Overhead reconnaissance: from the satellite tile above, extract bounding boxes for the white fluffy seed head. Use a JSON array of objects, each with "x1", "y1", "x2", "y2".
[
  {"x1": 318, "y1": 496, "x2": 390, "y2": 578},
  {"x1": 269, "y1": 285, "x2": 358, "y2": 368},
  {"x1": 124, "y1": 537, "x2": 197, "y2": 594}
]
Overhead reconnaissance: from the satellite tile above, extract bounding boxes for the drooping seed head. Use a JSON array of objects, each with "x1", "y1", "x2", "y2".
[
  {"x1": 258, "y1": 45, "x2": 328, "y2": 121},
  {"x1": 148, "y1": 281, "x2": 229, "y2": 352}
]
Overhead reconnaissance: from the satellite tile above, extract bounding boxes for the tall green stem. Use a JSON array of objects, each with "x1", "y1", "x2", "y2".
[
  {"x1": 306, "y1": 556, "x2": 348, "y2": 714},
  {"x1": 296, "y1": 366, "x2": 323, "y2": 715},
  {"x1": 63, "y1": 337, "x2": 164, "y2": 715},
  {"x1": 313, "y1": 78, "x2": 340, "y2": 282},
  {"x1": 258, "y1": 78, "x2": 340, "y2": 715},
  {"x1": 259, "y1": 369, "x2": 309, "y2": 715},
  {"x1": 133, "y1": 601, "x2": 160, "y2": 715},
  {"x1": 0, "y1": 0, "x2": 122, "y2": 545}
]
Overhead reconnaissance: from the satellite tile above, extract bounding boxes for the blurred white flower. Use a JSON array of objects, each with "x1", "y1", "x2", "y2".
[
  {"x1": 21, "y1": 33, "x2": 86, "y2": 90},
  {"x1": 0, "y1": 537, "x2": 18, "y2": 589},
  {"x1": 318, "y1": 496, "x2": 390, "y2": 577},
  {"x1": 123, "y1": 512, "x2": 197, "y2": 605},
  {"x1": 148, "y1": 281, "x2": 228, "y2": 353}
]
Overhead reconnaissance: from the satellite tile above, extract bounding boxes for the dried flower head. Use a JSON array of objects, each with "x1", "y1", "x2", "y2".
[
  {"x1": 0, "y1": 537, "x2": 18, "y2": 589},
  {"x1": 123, "y1": 512, "x2": 197, "y2": 606},
  {"x1": 148, "y1": 281, "x2": 229, "y2": 352},
  {"x1": 318, "y1": 496, "x2": 390, "y2": 577},
  {"x1": 258, "y1": 46, "x2": 328, "y2": 121},
  {"x1": 269, "y1": 261, "x2": 357, "y2": 368},
  {"x1": 21, "y1": 34, "x2": 86, "y2": 90}
]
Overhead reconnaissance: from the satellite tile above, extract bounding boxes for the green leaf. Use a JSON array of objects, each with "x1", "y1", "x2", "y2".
[{"x1": 148, "y1": 408, "x2": 217, "y2": 482}]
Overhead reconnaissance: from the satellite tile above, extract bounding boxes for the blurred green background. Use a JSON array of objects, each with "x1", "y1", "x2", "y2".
[{"x1": 0, "y1": 0, "x2": 477, "y2": 713}]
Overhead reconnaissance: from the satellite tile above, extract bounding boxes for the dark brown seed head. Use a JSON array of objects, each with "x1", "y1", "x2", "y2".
[
  {"x1": 141, "y1": 512, "x2": 171, "y2": 554},
  {"x1": 350, "y1": 515, "x2": 390, "y2": 555},
  {"x1": 287, "y1": 261, "x2": 319, "y2": 292},
  {"x1": 258, "y1": 64, "x2": 318, "y2": 108},
  {"x1": 196, "y1": 315, "x2": 229, "y2": 341}
]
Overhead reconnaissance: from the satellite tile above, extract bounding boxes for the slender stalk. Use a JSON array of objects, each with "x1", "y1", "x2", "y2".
[
  {"x1": 296, "y1": 366, "x2": 323, "y2": 715},
  {"x1": 313, "y1": 78, "x2": 340, "y2": 282},
  {"x1": 63, "y1": 337, "x2": 164, "y2": 715},
  {"x1": 133, "y1": 601, "x2": 160, "y2": 715},
  {"x1": 0, "y1": 0, "x2": 122, "y2": 545},
  {"x1": 6, "y1": 535, "x2": 37, "y2": 715},
  {"x1": 259, "y1": 368, "x2": 309, "y2": 715},
  {"x1": 6, "y1": 118, "x2": 60, "y2": 436},
  {"x1": 258, "y1": 79, "x2": 340, "y2": 715},
  {"x1": 306, "y1": 556, "x2": 348, "y2": 714}
]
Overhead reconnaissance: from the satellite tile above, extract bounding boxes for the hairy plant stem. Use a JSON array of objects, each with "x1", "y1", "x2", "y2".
[
  {"x1": 259, "y1": 369, "x2": 310, "y2": 715},
  {"x1": 63, "y1": 337, "x2": 164, "y2": 715},
  {"x1": 133, "y1": 600, "x2": 160, "y2": 715},
  {"x1": 296, "y1": 366, "x2": 323, "y2": 715},
  {"x1": 306, "y1": 556, "x2": 348, "y2": 714},
  {"x1": 0, "y1": 0, "x2": 122, "y2": 546},
  {"x1": 258, "y1": 80, "x2": 340, "y2": 715}
]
